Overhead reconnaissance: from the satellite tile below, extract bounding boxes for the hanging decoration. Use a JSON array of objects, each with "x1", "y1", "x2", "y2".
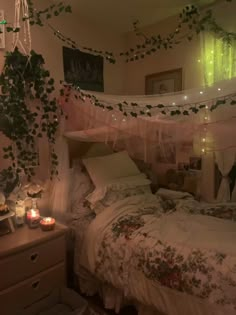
[
  {"x1": 0, "y1": 1, "x2": 72, "y2": 36},
  {"x1": 122, "y1": 3, "x2": 236, "y2": 62},
  {"x1": 38, "y1": 0, "x2": 236, "y2": 64},
  {"x1": 11, "y1": 0, "x2": 32, "y2": 55},
  {"x1": 1, "y1": 0, "x2": 235, "y2": 64},
  {"x1": 62, "y1": 84, "x2": 236, "y2": 118},
  {"x1": 25, "y1": 0, "x2": 72, "y2": 26},
  {"x1": 0, "y1": 48, "x2": 63, "y2": 184}
]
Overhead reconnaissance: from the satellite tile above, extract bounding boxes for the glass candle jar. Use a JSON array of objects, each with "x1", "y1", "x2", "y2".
[
  {"x1": 40, "y1": 217, "x2": 55, "y2": 231},
  {"x1": 26, "y1": 209, "x2": 40, "y2": 228}
]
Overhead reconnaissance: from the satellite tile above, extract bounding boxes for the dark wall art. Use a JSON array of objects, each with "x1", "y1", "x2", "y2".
[{"x1": 63, "y1": 46, "x2": 104, "y2": 92}]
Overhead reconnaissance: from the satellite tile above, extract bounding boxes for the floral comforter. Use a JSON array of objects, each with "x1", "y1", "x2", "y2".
[{"x1": 79, "y1": 193, "x2": 236, "y2": 314}]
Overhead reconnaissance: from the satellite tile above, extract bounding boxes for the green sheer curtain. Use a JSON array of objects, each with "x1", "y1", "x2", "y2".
[{"x1": 201, "y1": 33, "x2": 236, "y2": 86}]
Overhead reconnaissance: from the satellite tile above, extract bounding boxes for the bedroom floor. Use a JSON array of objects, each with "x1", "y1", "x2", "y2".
[{"x1": 84, "y1": 294, "x2": 138, "y2": 315}]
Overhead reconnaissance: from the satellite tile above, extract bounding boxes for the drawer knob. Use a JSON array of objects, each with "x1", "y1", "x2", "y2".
[
  {"x1": 31, "y1": 280, "x2": 40, "y2": 290},
  {"x1": 30, "y1": 253, "x2": 39, "y2": 263}
]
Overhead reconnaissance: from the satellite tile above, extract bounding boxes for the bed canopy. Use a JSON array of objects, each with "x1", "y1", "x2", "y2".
[
  {"x1": 62, "y1": 79, "x2": 236, "y2": 151},
  {"x1": 50, "y1": 77, "x2": 236, "y2": 218}
]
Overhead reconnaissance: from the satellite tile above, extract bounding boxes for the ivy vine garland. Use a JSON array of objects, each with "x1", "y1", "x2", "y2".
[
  {"x1": 1, "y1": 0, "x2": 234, "y2": 64},
  {"x1": 0, "y1": 48, "x2": 63, "y2": 191},
  {"x1": 65, "y1": 85, "x2": 236, "y2": 118},
  {"x1": 41, "y1": 0, "x2": 235, "y2": 63}
]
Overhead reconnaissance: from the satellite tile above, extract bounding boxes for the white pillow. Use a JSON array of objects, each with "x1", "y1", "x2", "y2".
[
  {"x1": 86, "y1": 173, "x2": 151, "y2": 214},
  {"x1": 82, "y1": 151, "x2": 140, "y2": 187},
  {"x1": 156, "y1": 188, "x2": 192, "y2": 200}
]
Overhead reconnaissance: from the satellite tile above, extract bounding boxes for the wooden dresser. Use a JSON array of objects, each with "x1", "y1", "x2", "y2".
[{"x1": 0, "y1": 223, "x2": 68, "y2": 315}]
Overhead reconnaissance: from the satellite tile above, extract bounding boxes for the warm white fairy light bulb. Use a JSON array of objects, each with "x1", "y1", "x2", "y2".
[
  {"x1": 201, "y1": 148, "x2": 206, "y2": 153},
  {"x1": 172, "y1": 102, "x2": 176, "y2": 105},
  {"x1": 200, "y1": 91, "x2": 203, "y2": 95},
  {"x1": 184, "y1": 95, "x2": 188, "y2": 100},
  {"x1": 202, "y1": 138, "x2": 206, "y2": 142},
  {"x1": 218, "y1": 88, "x2": 221, "y2": 91}
]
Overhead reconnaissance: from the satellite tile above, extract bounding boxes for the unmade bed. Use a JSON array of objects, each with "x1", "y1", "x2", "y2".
[{"x1": 65, "y1": 148, "x2": 236, "y2": 315}]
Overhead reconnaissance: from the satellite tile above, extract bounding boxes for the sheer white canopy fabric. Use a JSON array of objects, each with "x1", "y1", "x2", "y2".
[{"x1": 61, "y1": 77, "x2": 236, "y2": 159}]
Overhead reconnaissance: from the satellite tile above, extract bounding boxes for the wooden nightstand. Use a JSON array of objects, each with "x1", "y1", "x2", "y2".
[{"x1": 0, "y1": 223, "x2": 68, "y2": 315}]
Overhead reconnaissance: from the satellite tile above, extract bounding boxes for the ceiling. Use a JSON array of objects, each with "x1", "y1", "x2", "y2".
[{"x1": 68, "y1": 0, "x2": 217, "y2": 33}]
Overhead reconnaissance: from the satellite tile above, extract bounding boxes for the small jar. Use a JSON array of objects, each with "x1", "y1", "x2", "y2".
[
  {"x1": 26, "y1": 209, "x2": 40, "y2": 228},
  {"x1": 15, "y1": 201, "x2": 25, "y2": 226}
]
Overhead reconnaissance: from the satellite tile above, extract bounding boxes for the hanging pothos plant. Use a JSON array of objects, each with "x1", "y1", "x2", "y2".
[{"x1": 0, "y1": 48, "x2": 63, "y2": 194}]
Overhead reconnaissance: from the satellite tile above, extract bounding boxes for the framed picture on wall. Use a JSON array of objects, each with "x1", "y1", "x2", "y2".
[
  {"x1": 189, "y1": 156, "x2": 202, "y2": 171},
  {"x1": 145, "y1": 68, "x2": 182, "y2": 95},
  {"x1": 63, "y1": 46, "x2": 104, "y2": 92}
]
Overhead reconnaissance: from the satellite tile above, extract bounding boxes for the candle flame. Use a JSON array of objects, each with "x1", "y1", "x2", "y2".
[{"x1": 31, "y1": 210, "x2": 37, "y2": 217}]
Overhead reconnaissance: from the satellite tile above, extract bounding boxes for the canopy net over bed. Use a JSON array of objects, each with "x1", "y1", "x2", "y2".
[
  {"x1": 51, "y1": 77, "x2": 236, "y2": 217},
  {"x1": 61, "y1": 77, "x2": 236, "y2": 158}
]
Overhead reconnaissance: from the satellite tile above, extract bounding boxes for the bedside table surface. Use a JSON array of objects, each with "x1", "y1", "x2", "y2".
[{"x1": 0, "y1": 223, "x2": 68, "y2": 258}]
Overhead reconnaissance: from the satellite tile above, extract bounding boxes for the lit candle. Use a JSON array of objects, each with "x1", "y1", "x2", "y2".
[
  {"x1": 15, "y1": 202, "x2": 25, "y2": 226},
  {"x1": 27, "y1": 209, "x2": 40, "y2": 228},
  {"x1": 40, "y1": 217, "x2": 56, "y2": 231}
]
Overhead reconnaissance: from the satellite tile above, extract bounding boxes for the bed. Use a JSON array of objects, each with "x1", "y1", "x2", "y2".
[{"x1": 66, "y1": 143, "x2": 236, "y2": 315}]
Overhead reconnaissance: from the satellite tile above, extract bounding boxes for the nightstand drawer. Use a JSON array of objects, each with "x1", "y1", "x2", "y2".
[
  {"x1": 0, "y1": 262, "x2": 65, "y2": 315},
  {"x1": 0, "y1": 235, "x2": 65, "y2": 290}
]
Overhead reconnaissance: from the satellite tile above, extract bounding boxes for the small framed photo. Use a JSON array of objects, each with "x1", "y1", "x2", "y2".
[
  {"x1": 189, "y1": 156, "x2": 202, "y2": 171},
  {"x1": 178, "y1": 162, "x2": 189, "y2": 171},
  {"x1": 145, "y1": 68, "x2": 182, "y2": 95}
]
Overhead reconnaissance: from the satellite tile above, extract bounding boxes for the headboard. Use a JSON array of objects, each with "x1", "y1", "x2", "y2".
[{"x1": 66, "y1": 139, "x2": 114, "y2": 167}]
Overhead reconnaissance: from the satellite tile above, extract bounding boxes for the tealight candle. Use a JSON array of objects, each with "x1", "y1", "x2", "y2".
[
  {"x1": 40, "y1": 217, "x2": 55, "y2": 231},
  {"x1": 26, "y1": 209, "x2": 40, "y2": 228}
]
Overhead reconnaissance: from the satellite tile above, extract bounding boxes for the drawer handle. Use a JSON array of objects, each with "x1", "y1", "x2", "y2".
[
  {"x1": 31, "y1": 280, "x2": 40, "y2": 290},
  {"x1": 30, "y1": 253, "x2": 39, "y2": 263}
]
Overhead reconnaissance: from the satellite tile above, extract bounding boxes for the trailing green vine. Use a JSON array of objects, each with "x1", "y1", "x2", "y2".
[
  {"x1": 64, "y1": 85, "x2": 236, "y2": 118},
  {"x1": 122, "y1": 2, "x2": 236, "y2": 62},
  {"x1": 0, "y1": 48, "x2": 63, "y2": 191},
  {"x1": 0, "y1": 0, "x2": 72, "y2": 33},
  {"x1": 43, "y1": 0, "x2": 236, "y2": 63},
  {"x1": 25, "y1": 0, "x2": 72, "y2": 26},
  {"x1": 1, "y1": 0, "x2": 235, "y2": 64}
]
